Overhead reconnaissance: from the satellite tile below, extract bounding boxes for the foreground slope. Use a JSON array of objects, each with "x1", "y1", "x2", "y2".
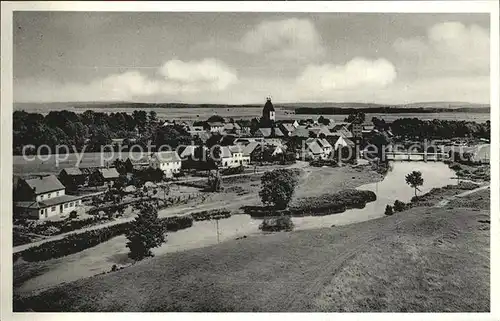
[{"x1": 16, "y1": 191, "x2": 490, "y2": 312}]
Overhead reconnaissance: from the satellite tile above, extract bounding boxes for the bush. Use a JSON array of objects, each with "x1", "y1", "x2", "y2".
[
  {"x1": 191, "y1": 209, "x2": 231, "y2": 221},
  {"x1": 385, "y1": 205, "x2": 394, "y2": 216},
  {"x1": 457, "y1": 181, "x2": 479, "y2": 190},
  {"x1": 111, "y1": 264, "x2": 118, "y2": 272},
  {"x1": 69, "y1": 211, "x2": 78, "y2": 219},
  {"x1": 259, "y1": 215, "x2": 294, "y2": 232},
  {"x1": 161, "y1": 215, "x2": 193, "y2": 231},
  {"x1": 393, "y1": 200, "x2": 406, "y2": 212},
  {"x1": 290, "y1": 189, "x2": 377, "y2": 216}
]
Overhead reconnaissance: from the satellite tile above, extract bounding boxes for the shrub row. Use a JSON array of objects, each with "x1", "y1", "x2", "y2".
[
  {"x1": 18, "y1": 215, "x2": 195, "y2": 262},
  {"x1": 289, "y1": 189, "x2": 377, "y2": 216},
  {"x1": 160, "y1": 215, "x2": 193, "y2": 231},
  {"x1": 190, "y1": 209, "x2": 231, "y2": 221},
  {"x1": 310, "y1": 159, "x2": 338, "y2": 167},
  {"x1": 21, "y1": 223, "x2": 130, "y2": 262},
  {"x1": 259, "y1": 215, "x2": 294, "y2": 232},
  {"x1": 220, "y1": 166, "x2": 245, "y2": 176}
]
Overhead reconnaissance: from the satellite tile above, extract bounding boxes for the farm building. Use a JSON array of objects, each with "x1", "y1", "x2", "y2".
[
  {"x1": 150, "y1": 151, "x2": 182, "y2": 177},
  {"x1": 58, "y1": 167, "x2": 87, "y2": 190},
  {"x1": 14, "y1": 175, "x2": 82, "y2": 220},
  {"x1": 125, "y1": 155, "x2": 150, "y2": 172}
]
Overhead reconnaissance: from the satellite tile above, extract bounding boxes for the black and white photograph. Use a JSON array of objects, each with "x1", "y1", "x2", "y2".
[{"x1": 1, "y1": 1, "x2": 499, "y2": 317}]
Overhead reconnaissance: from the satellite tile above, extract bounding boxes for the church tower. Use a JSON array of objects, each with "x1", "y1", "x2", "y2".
[{"x1": 262, "y1": 97, "x2": 275, "y2": 122}]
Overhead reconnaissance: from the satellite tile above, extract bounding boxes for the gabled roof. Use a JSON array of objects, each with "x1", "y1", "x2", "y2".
[
  {"x1": 319, "y1": 138, "x2": 332, "y2": 149},
  {"x1": 98, "y1": 168, "x2": 120, "y2": 179},
  {"x1": 291, "y1": 126, "x2": 310, "y2": 138},
  {"x1": 24, "y1": 175, "x2": 65, "y2": 194},
  {"x1": 242, "y1": 141, "x2": 262, "y2": 156},
  {"x1": 307, "y1": 141, "x2": 323, "y2": 155},
  {"x1": 207, "y1": 122, "x2": 224, "y2": 127},
  {"x1": 219, "y1": 146, "x2": 232, "y2": 158},
  {"x1": 224, "y1": 123, "x2": 241, "y2": 130},
  {"x1": 126, "y1": 155, "x2": 149, "y2": 165},
  {"x1": 153, "y1": 151, "x2": 182, "y2": 163},
  {"x1": 228, "y1": 145, "x2": 245, "y2": 154},
  {"x1": 280, "y1": 123, "x2": 296, "y2": 133},
  {"x1": 179, "y1": 145, "x2": 197, "y2": 158},
  {"x1": 61, "y1": 167, "x2": 83, "y2": 176},
  {"x1": 256, "y1": 128, "x2": 271, "y2": 137}
]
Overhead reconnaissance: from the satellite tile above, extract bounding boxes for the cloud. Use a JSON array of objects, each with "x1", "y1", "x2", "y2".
[
  {"x1": 159, "y1": 59, "x2": 238, "y2": 91},
  {"x1": 238, "y1": 18, "x2": 324, "y2": 60},
  {"x1": 296, "y1": 58, "x2": 397, "y2": 94},
  {"x1": 393, "y1": 22, "x2": 489, "y2": 75},
  {"x1": 15, "y1": 59, "x2": 238, "y2": 102}
]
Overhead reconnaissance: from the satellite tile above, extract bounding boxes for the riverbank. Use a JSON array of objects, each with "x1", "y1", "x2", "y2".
[
  {"x1": 14, "y1": 187, "x2": 490, "y2": 312},
  {"x1": 13, "y1": 163, "x2": 383, "y2": 295}
]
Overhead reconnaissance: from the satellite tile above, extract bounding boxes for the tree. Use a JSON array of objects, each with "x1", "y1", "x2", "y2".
[
  {"x1": 148, "y1": 111, "x2": 158, "y2": 124},
  {"x1": 259, "y1": 169, "x2": 299, "y2": 210},
  {"x1": 125, "y1": 203, "x2": 166, "y2": 261},
  {"x1": 207, "y1": 115, "x2": 225, "y2": 123},
  {"x1": 345, "y1": 112, "x2": 365, "y2": 124},
  {"x1": 405, "y1": 171, "x2": 424, "y2": 197},
  {"x1": 208, "y1": 171, "x2": 223, "y2": 192},
  {"x1": 384, "y1": 205, "x2": 393, "y2": 216},
  {"x1": 317, "y1": 116, "x2": 330, "y2": 126}
]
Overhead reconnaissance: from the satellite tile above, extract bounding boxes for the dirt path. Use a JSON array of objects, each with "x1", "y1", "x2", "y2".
[{"x1": 434, "y1": 184, "x2": 489, "y2": 208}]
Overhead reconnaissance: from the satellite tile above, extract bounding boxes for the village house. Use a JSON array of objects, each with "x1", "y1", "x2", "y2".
[
  {"x1": 278, "y1": 122, "x2": 297, "y2": 137},
  {"x1": 125, "y1": 155, "x2": 150, "y2": 172},
  {"x1": 206, "y1": 122, "x2": 225, "y2": 133},
  {"x1": 219, "y1": 146, "x2": 250, "y2": 168},
  {"x1": 304, "y1": 140, "x2": 326, "y2": 160},
  {"x1": 332, "y1": 135, "x2": 356, "y2": 151},
  {"x1": 223, "y1": 123, "x2": 241, "y2": 135},
  {"x1": 58, "y1": 167, "x2": 87, "y2": 190},
  {"x1": 14, "y1": 175, "x2": 82, "y2": 220},
  {"x1": 305, "y1": 138, "x2": 332, "y2": 159},
  {"x1": 150, "y1": 151, "x2": 182, "y2": 177},
  {"x1": 254, "y1": 127, "x2": 285, "y2": 138}
]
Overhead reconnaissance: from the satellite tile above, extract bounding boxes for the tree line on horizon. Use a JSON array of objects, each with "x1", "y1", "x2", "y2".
[{"x1": 12, "y1": 109, "x2": 490, "y2": 156}]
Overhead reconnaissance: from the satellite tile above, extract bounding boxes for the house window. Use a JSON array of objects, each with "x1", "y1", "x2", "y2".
[
  {"x1": 56, "y1": 191, "x2": 60, "y2": 196},
  {"x1": 51, "y1": 206, "x2": 56, "y2": 212},
  {"x1": 48, "y1": 193, "x2": 51, "y2": 198},
  {"x1": 69, "y1": 202, "x2": 73, "y2": 207},
  {"x1": 40, "y1": 194, "x2": 44, "y2": 200},
  {"x1": 64, "y1": 203, "x2": 68, "y2": 208}
]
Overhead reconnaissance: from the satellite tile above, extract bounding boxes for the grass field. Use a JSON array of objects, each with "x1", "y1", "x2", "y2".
[{"x1": 15, "y1": 189, "x2": 490, "y2": 312}]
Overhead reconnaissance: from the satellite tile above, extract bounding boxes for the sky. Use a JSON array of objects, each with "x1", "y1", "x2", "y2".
[{"x1": 13, "y1": 12, "x2": 490, "y2": 104}]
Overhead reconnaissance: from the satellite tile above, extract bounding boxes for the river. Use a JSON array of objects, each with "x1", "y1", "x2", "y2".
[{"x1": 17, "y1": 161, "x2": 458, "y2": 294}]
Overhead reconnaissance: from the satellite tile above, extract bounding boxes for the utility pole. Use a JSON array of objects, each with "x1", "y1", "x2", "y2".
[{"x1": 215, "y1": 218, "x2": 220, "y2": 243}]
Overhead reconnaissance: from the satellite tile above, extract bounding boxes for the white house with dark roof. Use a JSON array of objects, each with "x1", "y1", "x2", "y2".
[
  {"x1": 150, "y1": 151, "x2": 182, "y2": 177},
  {"x1": 207, "y1": 122, "x2": 225, "y2": 133},
  {"x1": 14, "y1": 175, "x2": 82, "y2": 220}
]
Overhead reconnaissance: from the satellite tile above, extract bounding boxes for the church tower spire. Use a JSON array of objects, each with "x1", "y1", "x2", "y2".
[{"x1": 262, "y1": 96, "x2": 275, "y2": 121}]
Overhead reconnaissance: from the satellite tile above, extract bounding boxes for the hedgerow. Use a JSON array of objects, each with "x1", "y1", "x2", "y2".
[
  {"x1": 18, "y1": 215, "x2": 194, "y2": 262},
  {"x1": 289, "y1": 189, "x2": 377, "y2": 216}
]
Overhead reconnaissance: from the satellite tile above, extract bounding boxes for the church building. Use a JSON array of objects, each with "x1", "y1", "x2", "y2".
[{"x1": 262, "y1": 97, "x2": 275, "y2": 122}]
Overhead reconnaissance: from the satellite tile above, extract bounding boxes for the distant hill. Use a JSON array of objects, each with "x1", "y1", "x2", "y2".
[
  {"x1": 13, "y1": 101, "x2": 490, "y2": 113},
  {"x1": 278, "y1": 101, "x2": 490, "y2": 109}
]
